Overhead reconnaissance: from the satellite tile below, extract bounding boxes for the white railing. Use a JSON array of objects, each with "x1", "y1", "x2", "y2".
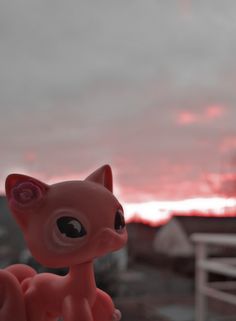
[{"x1": 192, "y1": 233, "x2": 236, "y2": 321}]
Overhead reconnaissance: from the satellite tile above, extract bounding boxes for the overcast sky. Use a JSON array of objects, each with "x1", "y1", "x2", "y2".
[{"x1": 0, "y1": 0, "x2": 236, "y2": 202}]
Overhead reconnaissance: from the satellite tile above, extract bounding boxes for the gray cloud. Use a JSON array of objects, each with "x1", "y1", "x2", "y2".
[{"x1": 0, "y1": 0, "x2": 236, "y2": 200}]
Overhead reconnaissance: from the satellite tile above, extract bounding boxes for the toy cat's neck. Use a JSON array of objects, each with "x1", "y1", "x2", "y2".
[{"x1": 68, "y1": 261, "x2": 96, "y2": 291}]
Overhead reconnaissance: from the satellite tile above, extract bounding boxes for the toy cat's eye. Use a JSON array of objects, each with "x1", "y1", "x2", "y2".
[
  {"x1": 57, "y1": 216, "x2": 87, "y2": 238},
  {"x1": 114, "y1": 209, "x2": 125, "y2": 231}
]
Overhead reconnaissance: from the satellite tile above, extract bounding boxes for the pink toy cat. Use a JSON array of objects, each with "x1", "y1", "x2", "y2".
[{"x1": 0, "y1": 165, "x2": 127, "y2": 321}]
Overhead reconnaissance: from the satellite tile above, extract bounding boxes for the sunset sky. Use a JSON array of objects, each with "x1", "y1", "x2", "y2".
[{"x1": 0, "y1": 1, "x2": 236, "y2": 222}]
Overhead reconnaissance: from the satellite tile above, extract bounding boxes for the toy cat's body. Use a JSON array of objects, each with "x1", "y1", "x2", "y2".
[{"x1": 0, "y1": 165, "x2": 127, "y2": 321}]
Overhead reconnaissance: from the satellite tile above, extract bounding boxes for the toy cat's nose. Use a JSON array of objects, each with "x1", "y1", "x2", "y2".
[{"x1": 96, "y1": 228, "x2": 126, "y2": 253}]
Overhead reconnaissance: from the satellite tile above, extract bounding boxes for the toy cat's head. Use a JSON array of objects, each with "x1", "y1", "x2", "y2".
[{"x1": 5, "y1": 165, "x2": 127, "y2": 268}]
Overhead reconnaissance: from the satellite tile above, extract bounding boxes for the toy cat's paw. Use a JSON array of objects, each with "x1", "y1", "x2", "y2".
[{"x1": 112, "y1": 309, "x2": 121, "y2": 321}]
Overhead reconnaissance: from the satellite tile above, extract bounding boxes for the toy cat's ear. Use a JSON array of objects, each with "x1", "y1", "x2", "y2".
[
  {"x1": 5, "y1": 174, "x2": 49, "y2": 230},
  {"x1": 5, "y1": 174, "x2": 49, "y2": 200},
  {"x1": 5, "y1": 174, "x2": 48, "y2": 206},
  {"x1": 85, "y1": 164, "x2": 113, "y2": 192}
]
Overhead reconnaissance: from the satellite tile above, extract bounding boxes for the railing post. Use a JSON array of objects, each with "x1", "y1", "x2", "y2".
[{"x1": 195, "y1": 242, "x2": 207, "y2": 321}]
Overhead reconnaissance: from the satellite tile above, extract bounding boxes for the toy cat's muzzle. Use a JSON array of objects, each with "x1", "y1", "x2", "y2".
[{"x1": 95, "y1": 227, "x2": 128, "y2": 255}]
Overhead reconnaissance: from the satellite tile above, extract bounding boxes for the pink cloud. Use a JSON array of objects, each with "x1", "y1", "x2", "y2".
[
  {"x1": 118, "y1": 176, "x2": 212, "y2": 203},
  {"x1": 177, "y1": 111, "x2": 198, "y2": 125},
  {"x1": 116, "y1": 157, "x2": 209, "y2": 202},
  {"x1": 205, "y1": 172, "x2": 236, "y2": 198},
  {"x1": 205, "y1": 105, "x2": 225, "y2": 119},
  {"x1": 176, "y1": 105, "x2": 226, "y2": 126}
]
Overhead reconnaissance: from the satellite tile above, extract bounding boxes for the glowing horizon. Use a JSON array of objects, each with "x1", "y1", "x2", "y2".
[{"x1": 123, "y1": 197, "x2": 236, "y2": 226}]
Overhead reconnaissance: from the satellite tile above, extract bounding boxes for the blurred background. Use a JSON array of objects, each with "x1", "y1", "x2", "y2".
[{"x1": 0, "y1": 1, "x2": 236, "y2": 320}]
